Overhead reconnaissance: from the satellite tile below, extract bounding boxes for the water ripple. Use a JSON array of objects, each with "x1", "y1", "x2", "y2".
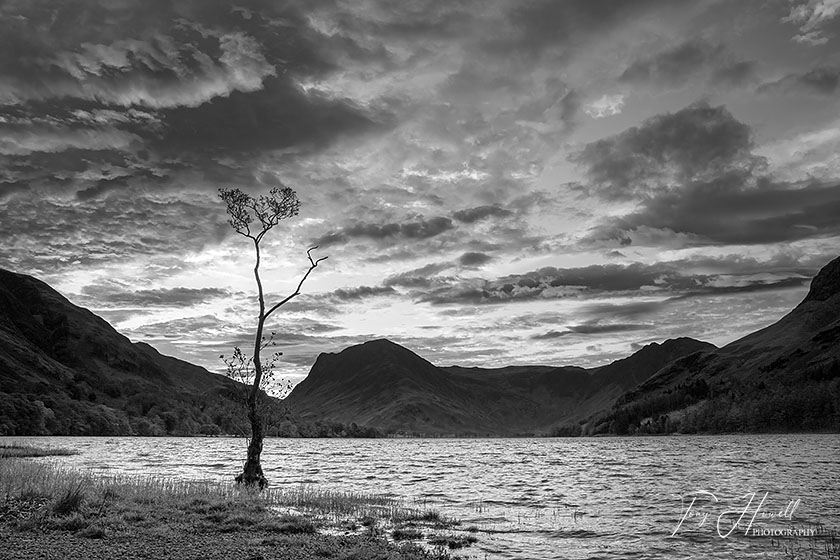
[{"x1": 4, "y1": 434, "x2": 837, "y2": 560}]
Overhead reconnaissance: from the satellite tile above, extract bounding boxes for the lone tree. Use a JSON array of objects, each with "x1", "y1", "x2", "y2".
[{"x1": 219, "y1": 186, "x2": 327, "y2": 488}]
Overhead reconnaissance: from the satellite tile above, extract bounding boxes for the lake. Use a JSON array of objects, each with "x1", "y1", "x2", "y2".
[{"x1": 3, "y1": 434, "x2": 838, "y2": 559}]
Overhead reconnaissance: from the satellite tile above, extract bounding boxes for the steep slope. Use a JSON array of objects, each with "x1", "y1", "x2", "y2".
[
  {"x1": 286, "y1": 339, "x2": 542, "y2": 435},
  {"x1": 285, "y1": 337, "x2": 713, "y2": 435},
  {"x1": 0, "y1": 269, "x2": 246, "y2": 436},
  {"x1": 593, "y1": 256, "x2": 840, "y2": 434}
]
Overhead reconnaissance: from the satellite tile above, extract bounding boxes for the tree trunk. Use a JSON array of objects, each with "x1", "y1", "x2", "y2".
[
  {"x1": 235, "y1": 403, "x2": 268, "y2": 489},
  {"x1": 234, "y1": 237, "x2": 269, "y2": 489}
]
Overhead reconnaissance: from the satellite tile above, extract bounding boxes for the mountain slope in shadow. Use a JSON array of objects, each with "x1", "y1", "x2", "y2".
[
  {"x1": 0, "y1": 268, "x2": 247, "y2": 436},
  {"x1": 285, "y1": 336, "x2": 713, "y2": 436},
  {"x1": 590, "y1": 255, "x2": 840, "y2": 434}
]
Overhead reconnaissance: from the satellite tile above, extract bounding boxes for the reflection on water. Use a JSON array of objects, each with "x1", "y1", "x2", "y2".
[{"x1": 4, "y1": 434, "x2": 838, "y2": 560}]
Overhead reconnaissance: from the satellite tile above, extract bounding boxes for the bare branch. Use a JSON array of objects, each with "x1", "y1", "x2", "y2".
[{"x1": 264, "y1": 246, "x2": 328, "y2": 321}]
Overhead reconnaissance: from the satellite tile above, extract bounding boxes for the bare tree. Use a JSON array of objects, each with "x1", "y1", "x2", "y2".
[{"x1": 218, "y1": 186, "x2": 327, "y2": 488}]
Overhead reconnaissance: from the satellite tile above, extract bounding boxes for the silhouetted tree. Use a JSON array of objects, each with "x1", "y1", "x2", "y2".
[{"x1": 218, "y1": 186, "x2": 326, "y2": 488}]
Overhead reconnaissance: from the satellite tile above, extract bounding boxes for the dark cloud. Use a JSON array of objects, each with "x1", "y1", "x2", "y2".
[
  {"x1": 329, "y1": 285, "x2": 396, "y2": 301},
  {"x1": 314, "y1": 216, "x2": 455, "y2": 247},
  {"x1": 154, "y1": 81, "x2": 379, "y2": 157},
  {"x1": 579, "y1": 300, "x2": 668, "y2": 320},
  {"x1": 533, "y1": 322, "x2": 650, "y2": 339},
  {"x1": 421, "y1": 262, "x2": 693, "y2": 305},
  {"x1": 621, "y1": 40, "x2": 719, "y2": 86},
  {"x1": 458, "y1": 252, "x2": 493, "y2": 267},
  {"x1": 383, "y1": 263, "x2": 454, "y2": 288},
  {"x1": 75, "y1": 177, "x2": 130, "y2": 201},
  {"x1": 620, "y1": 39, "x2": 757, "y2": 88},
  {"x1": 573, "y1": 102, "x2": 764, "y2": 201},
  {"x1": 419, "y1": 257, "x2": 817, "y2": 306},
  {"x1": 80, "y1": 285, "x2": 233, "y2": 307},
  {"x1": 574, "y1": 101, "x2": 840, "y2": 246},
  {"x1": 505, "y1": 0, "x2": 668, "y2": 52},
  {"x1": 758, "y1": 67, "x2": 840, "y2": 96},
  {"x1": 452, "y1": 205, "x2": 513, "y2": 223},
  {"x1": 0, "y1": 0, "x2": 380, "y2": 203},
  {"x1": 712, "y1": 60, "x2": 759, "y2": 87},
  {"x1": 134, "y1": 315, "x2": 225, "y2": 337},
  {"x1": 587, "y1": 178, "x2": 840, "y2": 246}
]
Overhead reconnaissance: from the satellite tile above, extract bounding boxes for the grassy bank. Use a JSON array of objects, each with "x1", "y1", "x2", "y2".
[
  {"x1": 0, "y1": 457, "x2": 474, "y2": 560},
  {"x1": 0, "y1": 443, "x2": 78, "y2": 458}
]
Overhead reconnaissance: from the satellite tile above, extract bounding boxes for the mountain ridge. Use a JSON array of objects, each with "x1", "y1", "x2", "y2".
[
  {"x1": 3, "y1": 255, "x2": 838, "y2": 437},
  {"x1": 285, "y1": 336, "x2": 715, "y2": 435}
]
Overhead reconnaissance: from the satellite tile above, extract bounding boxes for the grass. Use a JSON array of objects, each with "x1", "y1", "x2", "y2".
[
  {"x1": 427, "y1": 535, "x2": 479, "y2": 550},
  {"x1": 392, "y1": 527, "x2": 425, "y2": 541},
  {"x1": 776, "y1": 524, "x2": 840, "y2": 560},
  {"x1": 0, "y1": 444, "x2": 77, "y2": 458},
  {"x1": 0, "y1": 458, "x2": 466, "y2": 559}
]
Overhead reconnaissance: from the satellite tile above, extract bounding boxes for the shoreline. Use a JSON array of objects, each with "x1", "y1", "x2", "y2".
[{"x1": 0, "y1": 447, "x2": 474, "y2": 560}]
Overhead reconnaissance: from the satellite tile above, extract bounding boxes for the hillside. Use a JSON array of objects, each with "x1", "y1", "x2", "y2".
[
  {"x1": 284, "y1": 337, "x2": 712, "y2": 435},
  {"x1": 590, "y1": 256, "x2": 840, "y2": 434},
  {"x1": 6, "y1": 255, "x2": 836, "y2": 438},
  {"x1": 0, "y1": 268, "x2": 253, "y2": 436}
]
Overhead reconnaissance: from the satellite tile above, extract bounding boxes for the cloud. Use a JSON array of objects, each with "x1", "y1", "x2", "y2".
[
  {"x1": 533, "y1": 322, "x2": 650, "y2": 339},
  {"x1": 571, "y1": 101, "x2": 840, "y2": 246},
  {"x1": 584, "y1": 94, "x2": 625, "y2": 119},
  {"x1": 314, "y1": 216, "x2": 455, "y2": 247},
  {"x1": 758, "y1": 67, "x2": 840, "y2": 95},
  {"x1": 782, "y1": 0, "x2": 840, "y2": 45},
  {"x1": 383, "y1": 263, "x2": 454, "y2": 288},
  {"x1": 621, "y1": 40, "x2": 721, "y2": 86},
  {"x1": 328, "y1": 285, "x2": 396, "y2": 301},
  {"x1": 505, "y1": 0, "x2": 670, "y2": 52},
  {"x1": 619, "y1": 39, "x2": 757, "y2": 88},
  {"x1": 458, "y1": 252, "x2": 493, "y2": 267},
  {"x1": 418, "y1": 256, "x2": 818, "y2": 306},
  {"x1": 80, "y1": 284, "x2": 233, "y2": 307},
  {"x1": 579, "y1": 300, "x2": 669, "y2": 319},
  {"x1": 0, "y1": 192, "x2": 231, "y2": 274},
  {"x1": 452, "y1": 205, "x2": 513, "y2": 223},
  {"x1": 0, "y1": 0, "x2": 380, "y2": 203},
  {"x1": 0, "y1": 127, "x2": 139, "y2": 156},
  {"x1": 712, "y1": 60, "x2": 760, "y2": 87},
  {"x1": 586, "y1": 180, "x2": 840, "y2": 246},
  {"x1": 573, "y1": 102, "x2": 764, "y2": 201}
]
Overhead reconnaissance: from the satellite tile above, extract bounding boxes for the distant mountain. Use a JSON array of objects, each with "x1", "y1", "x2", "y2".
[
  {"x1": 590, "y1": 256, "x2": 840, "y2": 434},
  {"x1": 284, "y1": 336, "x2": 713, "y2": 436},
  {"x1": 7, "y1": 254, "x2": 836, "y2": 438},
  {"x1": 286, "y1": 257, "x2": 840, "y2": 436},
  {"x1": 0, "y1": 268, "x2": 252, "y2": 436}
]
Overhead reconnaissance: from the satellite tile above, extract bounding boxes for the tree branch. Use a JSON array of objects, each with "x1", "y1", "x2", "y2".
[{"x1": 264, "y1": 246, "x2": 328, "y2": 320}]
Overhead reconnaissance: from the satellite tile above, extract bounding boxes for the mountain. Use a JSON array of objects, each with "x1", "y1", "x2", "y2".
[
  {"x1": 284, "y1": 337, "x2": 713, "y2": 436},
  {"x1": 590, "y1": 256, "x2": 840, "y2": 434},
  {"x1": 7, "y1": 254, "x2": 837, "y2": 438},
  {"x1": 0, "y1": 268, "x2": 249, "y2": 436}
]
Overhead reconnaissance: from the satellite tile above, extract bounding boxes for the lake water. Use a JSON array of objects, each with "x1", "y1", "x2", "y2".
[{"x1": 3, "y1": 434, "x2": 839, "y2": 559}]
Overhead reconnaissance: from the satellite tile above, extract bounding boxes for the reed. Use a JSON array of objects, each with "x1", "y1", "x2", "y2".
[
  {"x1": 0, "y1": 444, "x2": 77, "y2": 458},
  {"x1": 0, "y1": 458, "x2": 469, "y2": 559}
]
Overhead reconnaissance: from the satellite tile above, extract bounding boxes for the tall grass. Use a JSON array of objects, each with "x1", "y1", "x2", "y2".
[
  {"x1": 0, "y1": 459, "x2": 474, "y2": 558},
  {"x1": 0, "y1": 458, "x2": 441, "y2": 527},
  {"x1": 0, "y1": 444, "x2": 77, "y2": 458}
]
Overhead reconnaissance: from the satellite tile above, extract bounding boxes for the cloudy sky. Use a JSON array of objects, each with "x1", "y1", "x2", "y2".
[{"x1": 2, "y1": 0, "x2": 840, "y2": 384}]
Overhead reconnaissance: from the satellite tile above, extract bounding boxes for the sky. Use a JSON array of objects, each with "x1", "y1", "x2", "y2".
[{"x1": 2, "y1": 0, "x2": 840, "y2": 385}]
